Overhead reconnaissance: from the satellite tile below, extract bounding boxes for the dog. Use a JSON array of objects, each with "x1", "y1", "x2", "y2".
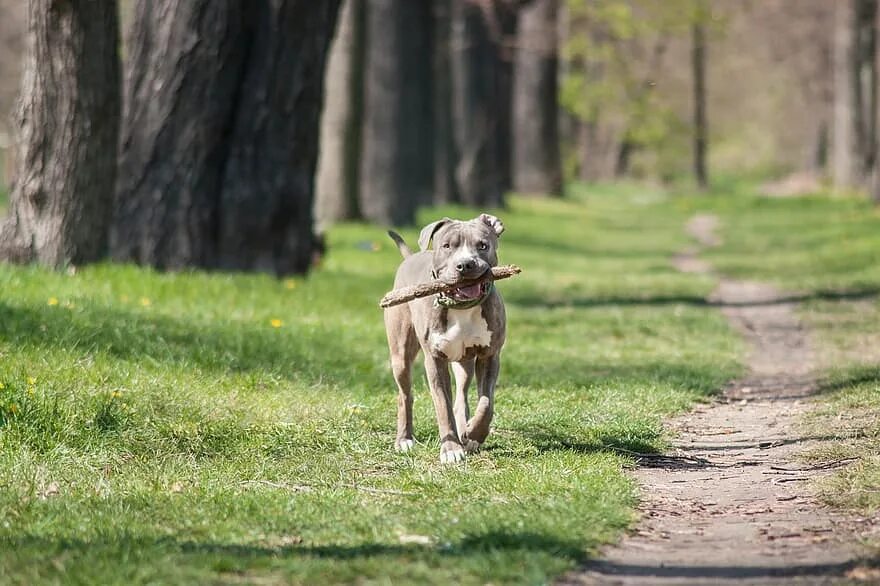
[{"x1": 384, "y1": 214, "x2": 506, "y2": 463}]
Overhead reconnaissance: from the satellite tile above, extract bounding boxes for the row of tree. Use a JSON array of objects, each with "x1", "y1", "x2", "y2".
[
  {"x1": 315, "y1": 0, "x2": 564, "y2": 230},
  {"x1": 1, "y1": 0, "x2": 341, "y2": 274}
]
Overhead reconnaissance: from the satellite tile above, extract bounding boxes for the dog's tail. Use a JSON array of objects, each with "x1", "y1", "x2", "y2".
[{"x1": 387, "y1": 231, "x2": 413, "y2": 258}]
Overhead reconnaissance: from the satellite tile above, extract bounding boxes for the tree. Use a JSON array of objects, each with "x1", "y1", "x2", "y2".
[
  {"x1": 359, "y1": 0, "x2": 434, "y2": 226},
  {"x1": 113, "y1": 0, "x2": 341, "y2": 275},
  {"x1": 832, "y1": 0, "x2": 877, "y2": 190},
  {"x1": 512, "y1": 0, "x2": 562, "y2": 195},
  {"x1": 451, "y1": 0, "x2": 504, "y2": 208},
  {"x1": 433, "y1": 0, "x2": 459, "y2": 204},
  {"x1": 691, "y1": 17, "x2": 708, "y2": 190},
  {"x1": 315, "y1": 0, "x2": 366, "y2": 231},
  {"x1": 0, "y1": 0, "x2": 120, "y2": 268}
]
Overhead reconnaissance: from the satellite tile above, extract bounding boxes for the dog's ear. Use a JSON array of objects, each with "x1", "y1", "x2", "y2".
[
  {"x1": 479, "y1": 214, "x2": 505, "y2": 237},
  {"x1": 418, "y1": 218, "x2": 452, "y2": 251}
]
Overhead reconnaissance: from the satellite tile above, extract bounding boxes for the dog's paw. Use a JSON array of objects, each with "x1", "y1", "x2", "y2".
[
  {"x1": 464, "y1": 439, "x2": 481, "y2": 454},
  {"x1": 439, "y1": 444, "x2": 466, "y2": 464},
  {"x1": 396, "y1": 438, "x2": 415, "y2": 452}
]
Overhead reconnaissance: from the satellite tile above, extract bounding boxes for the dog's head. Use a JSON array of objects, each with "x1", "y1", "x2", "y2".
[{"x1": 418, "y1": 214, "x2": 504, "y2": 301}]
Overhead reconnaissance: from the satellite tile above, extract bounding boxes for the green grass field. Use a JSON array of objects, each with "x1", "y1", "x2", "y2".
[
  {"x1": 691, "y1": 188, "x2": 880, "y2": 531},
  {"x1": 0, "y1": 185, "x2": 741, "y2": 584}
]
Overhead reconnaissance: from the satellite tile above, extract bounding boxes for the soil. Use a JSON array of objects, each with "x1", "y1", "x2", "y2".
[{"x1": 561, "y1": 214, "x2": 877, "y2": 585}]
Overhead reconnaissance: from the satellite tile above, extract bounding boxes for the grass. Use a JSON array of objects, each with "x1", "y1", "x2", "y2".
[
  {"x1": 690, "y1": 187, "x2": 880, "y2": 526},
  {"x1": 0, "y1": 185, "x2": 740, "y2": 584}
]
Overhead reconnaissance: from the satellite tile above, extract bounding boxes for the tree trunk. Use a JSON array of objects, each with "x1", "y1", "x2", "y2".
[
  {"x1": 360, "y1": 0, "x2": 433, "y2": 226},
  {"x1": 113, "y1": 0, "x2": 340, "y2": 275},
  {"x1": 433, "y1": 0, "x2": 459, "y2": 204},
  {"x1": 315, "y1": 0, "x2": 365, "y2": 231},
  {"x1": 1, "y1": 0, "x2": 120, "y2": 268},
  {"x1": 494, "y1": 3, "x2": 518, "y2": 195},
  {"x1": 451, "y1": 0, "x2": 504, "y2": 208},
  {"x1": 833, "y1": 0, "x2": 861, "y2": 188},
  {"x1": 691, "y1": 21, "x2": 708, "y2": 191},
  {"x1": 512, "y1": 0, "x2": 562, "y2": 196}
]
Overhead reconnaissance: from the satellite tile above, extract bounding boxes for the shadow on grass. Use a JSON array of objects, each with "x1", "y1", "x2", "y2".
[
  {"x1": 509, "y1": 287, "x2": 880, "y2": 310},
  {"x1": 0, "y1": 300, "x2": 387, "y2": 390},
  {"x1": 3, "y1": 531, "x2": 590, "y2": 577}
]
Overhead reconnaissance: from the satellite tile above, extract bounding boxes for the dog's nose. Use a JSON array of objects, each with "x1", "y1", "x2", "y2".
[{"x1": 456, "y1": 259, "x2": 476, "y2": 273}]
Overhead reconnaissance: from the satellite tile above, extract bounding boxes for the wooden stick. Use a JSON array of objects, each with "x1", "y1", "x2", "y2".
[{"x1": 380, "y1": 264, "x2": 521, "y2": 308}]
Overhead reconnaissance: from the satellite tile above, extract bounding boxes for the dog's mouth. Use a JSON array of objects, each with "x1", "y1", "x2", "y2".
[{"x1": 450, "y1": 282, "x2": 490, "y2": 301}]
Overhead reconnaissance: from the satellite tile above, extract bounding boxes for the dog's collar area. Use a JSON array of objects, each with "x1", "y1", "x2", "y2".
[{"x1": 434, "y1": 281, "x2": 494, "y2": 310}]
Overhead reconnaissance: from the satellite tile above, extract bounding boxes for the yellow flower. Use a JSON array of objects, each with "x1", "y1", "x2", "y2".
[
  {"x1": 28, "y1": 388, "x2": 34, "y2": 396},
  {"x1": 26, "y1": 376, "x2": 36, "y2": 386},
  {"x1": 269, "y1": 318, "x2": 283, "y2": 328},
  {"x1": 140, "y1": 297, "x2": 152, "y2": 307},
  {"x1": 47, "y1": 297, "x2": 59, "y2": 306},
  {"x1": 283, "y1": 279, "x2": 297, "y2": 290},
  {"x1": 0, "y1": 382, "x2": 4, "y2": 389},
  {"x1": 111, "y1": 391, "x2": 122, "y2": 399}
]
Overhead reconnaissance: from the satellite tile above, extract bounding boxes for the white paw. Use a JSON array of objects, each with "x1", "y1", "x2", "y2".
[
  {"x1": 440, "y1": 448, "x2": 466, "y2": 464},
  {"x1": 396, "y1": 439, "x2": 415, "y2": 452},
  {"x1": 464, "y1": 439, "x2": 481, "y2": 454}
]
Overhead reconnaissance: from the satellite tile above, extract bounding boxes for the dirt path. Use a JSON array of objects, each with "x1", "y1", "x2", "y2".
[{"x1": 562, "y1": 214, "x2": 871, "y2": 585}]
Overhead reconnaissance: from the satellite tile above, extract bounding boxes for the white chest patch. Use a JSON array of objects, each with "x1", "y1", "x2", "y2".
[{"x1": 429, "y1": 306, "x2": 492, "y2": 361}]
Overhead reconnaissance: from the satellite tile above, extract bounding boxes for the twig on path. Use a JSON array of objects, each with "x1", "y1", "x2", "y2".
[{"x1": 769, "y1": 457, "x2": 859, "y2": 472}]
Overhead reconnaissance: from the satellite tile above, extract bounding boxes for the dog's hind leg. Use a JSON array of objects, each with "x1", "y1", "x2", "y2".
[
  {"x1": 467, "y1": 354, "x2": 500, "y2": 446},
  {"x1": 451, "y1": 359, "x2": 476, "y2": 450}
]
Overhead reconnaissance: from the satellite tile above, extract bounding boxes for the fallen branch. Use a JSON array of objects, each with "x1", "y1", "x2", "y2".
[{"x1": 379, "y1": 264, "x2": 522, "y2": 308}]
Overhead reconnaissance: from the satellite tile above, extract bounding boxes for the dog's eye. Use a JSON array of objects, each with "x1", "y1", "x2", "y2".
[
  {"x1": 441, "y1": 242, "x2": 451, "y2": 249},
  {"x1": 477, "y1": 241, "x2": 488, "y2": 250}
]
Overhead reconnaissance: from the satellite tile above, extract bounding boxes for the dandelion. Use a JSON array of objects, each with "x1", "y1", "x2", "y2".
[
  {"x1": 140, "y1": 297, "x2": 152, "y2": 307},
  {"x1": 270, "y1": 318, "x2": 283, "y2": 328},
  {"x1": 0, "y1": 382, "x2": 4, "y2": 389},
  {"x1": 283, "y1": 279, "x2": 297, "y2": 290},
  {"x1": 111, "y1": 391, "x2": 122, "y2": 399},
  {"x1": 26, "y1": 376, "x2": 36, "y2": 386},
  {"x1": 47, "y1": 297, "x2": 59, "y2": 306}
]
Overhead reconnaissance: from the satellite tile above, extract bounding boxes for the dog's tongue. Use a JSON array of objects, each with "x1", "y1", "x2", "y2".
[{"x1": 454, "y1": 283, "x2": 482, "y2": 300}]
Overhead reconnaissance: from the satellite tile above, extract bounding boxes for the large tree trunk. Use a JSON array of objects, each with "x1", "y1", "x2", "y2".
[
  {"x1": 691, "y1": 21, "x2": 708, "y2": 191},
  {"x1": 1, "y1": 0, "x2": 120, "y2": 268},
  {"x1": 512, "y1": 0, "x2": 562, "y2": 196},
  {"x1": 360, "y1": 0, "x2": 433, "y2": 226},
  {"x1": 315, "y1": 0, "x2": 365, "y2": 231},
  {"x1": 433, "y1": 0, "x2": 459, "y2": 204},
  {"x1": 451, "y1": 0, "x2": 504, "y2": 208},
  {"x1": 114, "y1": 0, "x2": 340, "y2": 275}
]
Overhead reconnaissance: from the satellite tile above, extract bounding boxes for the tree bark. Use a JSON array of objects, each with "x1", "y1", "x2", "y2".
[
  {"x1": 451, "y1": 0, "x2": 504, "y2": 208},
  {"x1": 512, "y1": 0, "x2": 562, "y2": 196},
  {"x1": 315, "y1": 0, "x2": 365, "y2": 231},
  {"x1": 433, "y1": 0, "x2": 459, "y2": 204},
  {"x1": 360, "y1": 0, "x2": 433, "y2": 226},
  {"x1": 833, "y1": 0, "x2": 861, "y2": 188},
  {"x1": 691, "y1": 21, "x2": 708, "y2": 191},
  {"x1": 1, "y1": 0, "x2": 120, "y2": 268},
  {"x1": 113, "y1": 0, "x2": 341, "y2": 275}
]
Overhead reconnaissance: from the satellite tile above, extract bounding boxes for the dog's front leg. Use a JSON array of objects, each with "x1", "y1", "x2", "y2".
[
  {"x1": 424, "y1": 354, "x2": 466, "y2": 463},
  {"x1": 452, "y1": 359, "x2": 479, "y2": 452},
  {"x1": 467, "y1": 353, "x2": 500, "y2": 446}
]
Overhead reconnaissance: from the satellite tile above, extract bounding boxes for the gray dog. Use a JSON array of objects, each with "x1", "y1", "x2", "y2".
[{"x1": 384, "y1": 214, "x2": 506, "y2": 463}]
